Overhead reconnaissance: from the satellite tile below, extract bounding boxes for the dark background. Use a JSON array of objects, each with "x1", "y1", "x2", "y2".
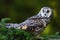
[{"x1": 0, "y1": 0, "x2": 60, "y2": 35}]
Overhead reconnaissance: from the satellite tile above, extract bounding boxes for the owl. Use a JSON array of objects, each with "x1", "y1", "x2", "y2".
[{"x1": 6, "y1": 7, "x2": 52, "y2": 35}]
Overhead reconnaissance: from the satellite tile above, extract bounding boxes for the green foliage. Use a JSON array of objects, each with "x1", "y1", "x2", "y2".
[
  {"x1": 0, "y1": 18, "x2": 33, "y2": 40},
  {"x1": 0, "y1": 18, "x2": 60, "y2": 40},
  {"x1": 40, "y1": 32, "x2": 60, "y2": 40},
  {"x1": 0, "y1": 27, "x2": 32, "y2": 40},
  {"x1": 0, "y1": 18, "x2": 11, "y2": 27}
]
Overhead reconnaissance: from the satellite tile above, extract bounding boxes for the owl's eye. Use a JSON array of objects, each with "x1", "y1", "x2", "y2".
[
  {"x1": 47, "y1": 10, "x2": 49, "y2": 13},
  {"x1": 43, "y1": 10, "x2": 44, "y2": 12}
]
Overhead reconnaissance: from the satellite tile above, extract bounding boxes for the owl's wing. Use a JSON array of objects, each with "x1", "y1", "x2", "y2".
[{"x1": 18, "y1": 16, "x2": 46, "y2": 35}]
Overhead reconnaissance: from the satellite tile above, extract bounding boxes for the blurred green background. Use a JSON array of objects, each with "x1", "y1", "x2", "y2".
[{"x1": 0, "y1": 0, "x2": 60, "y2": 35}]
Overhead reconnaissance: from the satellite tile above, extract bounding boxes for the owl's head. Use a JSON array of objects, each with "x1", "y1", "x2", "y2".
[{"x1": 38, "y1": 7, "x2": 52, "y2": 18}]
